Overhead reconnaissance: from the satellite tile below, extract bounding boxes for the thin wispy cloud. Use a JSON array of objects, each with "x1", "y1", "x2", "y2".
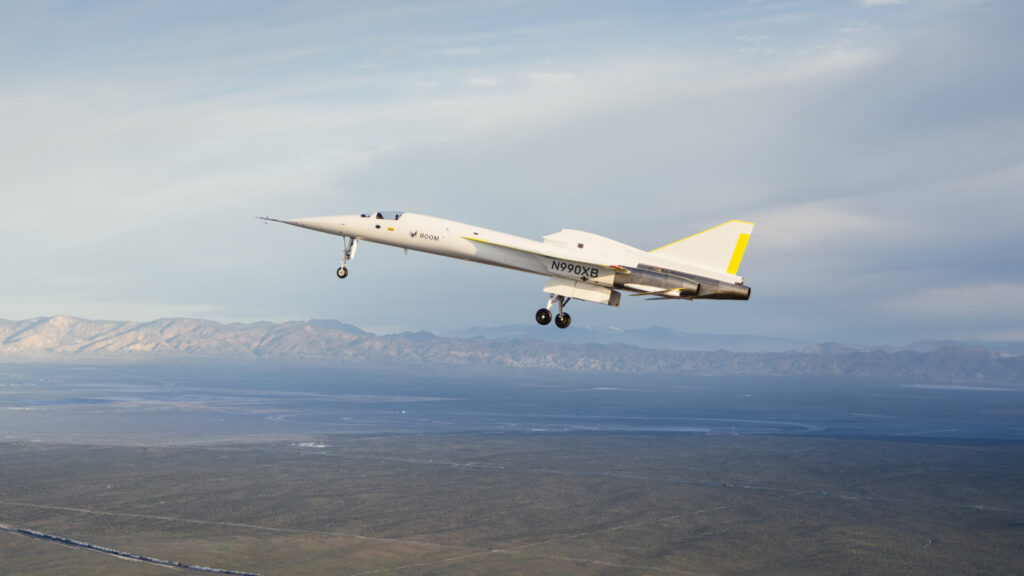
[{"x1": 882, "y1": 283, "x2": 1024, "y2": 319}]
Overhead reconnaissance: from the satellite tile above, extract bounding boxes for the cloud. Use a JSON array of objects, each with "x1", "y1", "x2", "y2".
[
  {"x1": 750, "y1": 201, "x2": 918, "y2": 251},
  {"x1": 464, "y1": 75, "x2": 501, "y2": 88},
  {"x1": 881, "y1": 283, "x2": 1024, "y2": 319},
  {"x1": 429, "y1": 46, "x2": 483, "y2": 56},
  {"x1": 528, "y1": 71, "x2": 575, "y2": 87}
]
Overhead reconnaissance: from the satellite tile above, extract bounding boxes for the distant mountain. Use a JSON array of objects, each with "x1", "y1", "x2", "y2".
[
  {"x1": 445, "y1": 324, "x2": 808, "y2": 353},
  {"x1": 1, "y1": 316, "x2": 1022, "y2": 386},
  {"x1": 891, "y1": 338, "x2": 1024, "y2": 356},
  {"x1": 0, "y1": 316, "x2": 366, "y2": 360}
]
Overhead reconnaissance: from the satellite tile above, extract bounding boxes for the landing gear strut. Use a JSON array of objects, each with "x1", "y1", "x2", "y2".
[
  {"x1": 554, "y1": 311, "x2": 571, "y2": 329},
  {"x1": 336, "y1": 236, "x2": 357, "y2": 279},
  {"x1": 535, "y1": 295, "x2": 571, "y2": 329}
]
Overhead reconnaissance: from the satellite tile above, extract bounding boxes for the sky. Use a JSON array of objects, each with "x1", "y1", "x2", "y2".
[{"x1": 1, "y1": 0, "x2": 1022, "y2": 345}]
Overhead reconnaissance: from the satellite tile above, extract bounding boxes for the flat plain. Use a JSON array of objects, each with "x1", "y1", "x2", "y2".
[
  {"x1": 2, "y1": 433, "x2": 1023, "y2": 575},
  {"x1": 2, "y1": 362, "x2": 1023, "y2": 574}
]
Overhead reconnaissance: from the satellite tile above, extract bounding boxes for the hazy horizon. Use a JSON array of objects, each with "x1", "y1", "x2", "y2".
[{"x1": 6, "y1": 313, "x2": 1024, "y2": 356}]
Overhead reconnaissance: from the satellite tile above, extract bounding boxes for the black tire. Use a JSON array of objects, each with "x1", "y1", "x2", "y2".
[
  {"x1": 336, "y1": 267, "x2": 349, "y2": 279},
  {"x1": 554, "y1": 312, "x2": 571, "y2": 329},
  {"x1": 535, "y1": 309, "x2": 552, "y2": 325}
]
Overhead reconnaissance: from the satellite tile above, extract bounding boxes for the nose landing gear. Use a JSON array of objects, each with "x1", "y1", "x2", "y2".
[
  {"x1": 535, "y1": 295, "x2": 571, "y2": 329},
  {"x1": 336, "y1": 237, "x2": 357, "y2": 279}
]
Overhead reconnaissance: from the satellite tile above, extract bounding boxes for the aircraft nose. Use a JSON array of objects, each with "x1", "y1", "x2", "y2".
[{"x1": 283, "y1": 216, "x2": 349, "y2": 236}]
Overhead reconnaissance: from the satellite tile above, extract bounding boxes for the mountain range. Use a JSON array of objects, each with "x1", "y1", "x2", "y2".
[
  {"x1": 445, "y1": 324, "x2": 808, "y2": 353},
  {"x1": 1, "y1": 315, "x2": 1022, "y2": 386}
]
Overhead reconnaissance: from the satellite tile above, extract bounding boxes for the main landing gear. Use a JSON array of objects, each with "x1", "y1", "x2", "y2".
[
  {"x1": 536, "y1": 295, "x2": 572, "y2": 329},
  {"x1": 336, "y1": 236, "x2": 357, "y2": 279}
]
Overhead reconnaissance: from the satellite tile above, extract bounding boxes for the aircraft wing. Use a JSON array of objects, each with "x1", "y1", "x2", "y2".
[{"x1": 461, "y1": 234, "x2": 629, "y2": 274}]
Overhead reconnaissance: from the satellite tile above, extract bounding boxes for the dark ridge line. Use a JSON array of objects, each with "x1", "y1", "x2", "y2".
[{"x1": 0, "y1": 524, "x2": 261, "y2": 575}]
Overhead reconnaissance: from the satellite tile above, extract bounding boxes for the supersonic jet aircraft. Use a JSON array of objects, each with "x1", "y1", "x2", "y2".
[{"x1": 260, "y1": 211, "x2": 753, "y2": 329}]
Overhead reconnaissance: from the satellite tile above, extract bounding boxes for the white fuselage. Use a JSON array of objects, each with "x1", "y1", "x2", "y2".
[{"x1": 282, "y1": 212, "x2": 740, "y2": 288}]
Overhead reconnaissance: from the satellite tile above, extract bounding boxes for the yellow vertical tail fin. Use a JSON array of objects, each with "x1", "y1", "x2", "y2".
[{"x1": 651, "y1": 220, "x2": 754, "y2": 276}]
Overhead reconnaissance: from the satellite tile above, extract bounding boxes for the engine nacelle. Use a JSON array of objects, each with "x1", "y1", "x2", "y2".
[{"x1": 694, "y1": 282, "x2": 750, "y2": 300}]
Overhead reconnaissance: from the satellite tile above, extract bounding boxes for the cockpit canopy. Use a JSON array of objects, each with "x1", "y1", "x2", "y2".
[{"x1": 360, "y1": 211, "x2": 404, "y2": 220}]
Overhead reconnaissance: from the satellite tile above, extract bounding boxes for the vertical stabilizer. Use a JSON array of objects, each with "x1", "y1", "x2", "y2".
[{"x1": 651, "y1": 220, "x2": 754, "y2": 275}]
